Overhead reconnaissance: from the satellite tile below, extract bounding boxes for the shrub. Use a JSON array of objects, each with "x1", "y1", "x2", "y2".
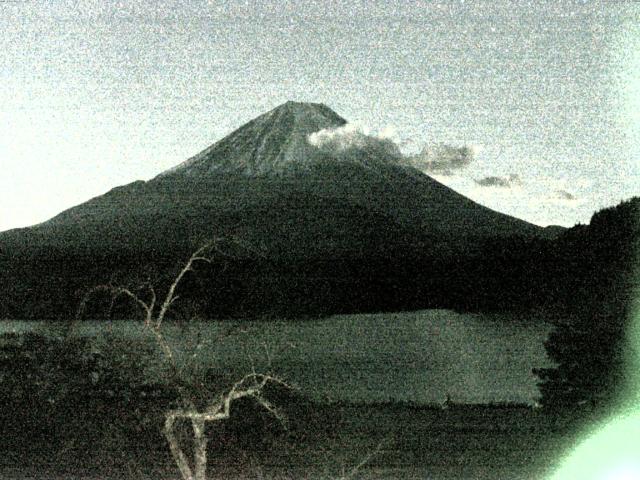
[{"x1": 0, "y1": 331, "x2": 174, "y2": 465}]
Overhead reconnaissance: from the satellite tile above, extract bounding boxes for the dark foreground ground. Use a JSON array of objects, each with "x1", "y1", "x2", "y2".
[{"x1": 0, "y1": 402, "x2": 589, "y2": 480}]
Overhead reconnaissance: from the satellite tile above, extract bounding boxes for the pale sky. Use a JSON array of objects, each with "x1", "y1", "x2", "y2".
[{"x1": 1, "y1": 0, "x2": 638, "y2": 231}]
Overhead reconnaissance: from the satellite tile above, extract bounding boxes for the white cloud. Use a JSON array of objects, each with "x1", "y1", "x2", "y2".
[
  {"x1": 307, "y1": 123, "x2": 401, "y2": 156},
  {"x1": 307, "y1": 123, "x2": 403, "y2": 160},
  {"x1": 474, "y1": 173, "x2": 523, "y2": 188},
  {"x1": 406, "y1": 143, "x2": 475, "y2": 176},
  {"x1": 308, "y1": 125, "x2": 479, "y2": 178},
  {"x1": 547, "y1": 189, "x2": 582, "y2": 206}
]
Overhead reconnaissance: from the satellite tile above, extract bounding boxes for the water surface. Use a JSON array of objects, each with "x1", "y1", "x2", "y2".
[{"x1": 1, "y1": 309, "x2": 551, "y2": 404}]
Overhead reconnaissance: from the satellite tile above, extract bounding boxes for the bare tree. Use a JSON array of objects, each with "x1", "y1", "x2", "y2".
[{"x1": 77, "y1": 239, "x2": 289, "y2": 480}]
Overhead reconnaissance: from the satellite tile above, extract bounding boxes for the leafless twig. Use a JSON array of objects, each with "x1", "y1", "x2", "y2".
[{"x1": 77, "y1": 238, "x2": 290, "y2": 480}]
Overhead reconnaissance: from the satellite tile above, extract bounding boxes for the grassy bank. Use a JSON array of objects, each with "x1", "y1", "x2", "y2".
[{"x1": 1, "y1": 400, "x2": 586, "y2": 480}]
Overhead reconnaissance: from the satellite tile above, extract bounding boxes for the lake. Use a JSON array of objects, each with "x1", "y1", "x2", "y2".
[{"x1": 0, "y1": 309, "x2": 552, "y2": 405}]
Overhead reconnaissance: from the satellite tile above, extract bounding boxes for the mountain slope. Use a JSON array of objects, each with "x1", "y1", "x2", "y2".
[{"x1": 161, "y1": 101, "x2": 347, "y2": 177}]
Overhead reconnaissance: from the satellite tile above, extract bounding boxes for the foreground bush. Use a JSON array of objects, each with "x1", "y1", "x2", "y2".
[{"x1": 0, "y1": 331, "x2": 174, "y2": 466}]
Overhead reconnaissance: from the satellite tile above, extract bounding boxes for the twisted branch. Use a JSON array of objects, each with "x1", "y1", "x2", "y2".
[
  {"x1": 163, "y1": 372, "x2": 291, "y2": 480},
  {"x1": 76, "y1": 239, "x2": 289, "y2": 480}
]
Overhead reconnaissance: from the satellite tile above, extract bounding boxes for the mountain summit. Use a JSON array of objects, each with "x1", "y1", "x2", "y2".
[{"x1": 161, "y1": 101, "x2": 346, "y2": 177}]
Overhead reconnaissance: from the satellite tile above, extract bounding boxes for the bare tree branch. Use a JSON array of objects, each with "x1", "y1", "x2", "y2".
[
  {"x1": 155, "y1": 241, "x2": 217, "y2": 328},
  {"x1": 78, "y1": 238, "x2": 290, "y2": 480},
  {"x1": 164, "y1": 413, "x2": 195, "y2": 480}
]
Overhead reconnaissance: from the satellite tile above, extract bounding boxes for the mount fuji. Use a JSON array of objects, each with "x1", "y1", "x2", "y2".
[{"x1": 0, "y1": 101, "x2": 556, "y2": 319}]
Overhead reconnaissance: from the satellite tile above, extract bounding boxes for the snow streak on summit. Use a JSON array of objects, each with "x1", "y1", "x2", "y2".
[{"x1": 161, "y1": 101, "x2": 346, "y2": 177}]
